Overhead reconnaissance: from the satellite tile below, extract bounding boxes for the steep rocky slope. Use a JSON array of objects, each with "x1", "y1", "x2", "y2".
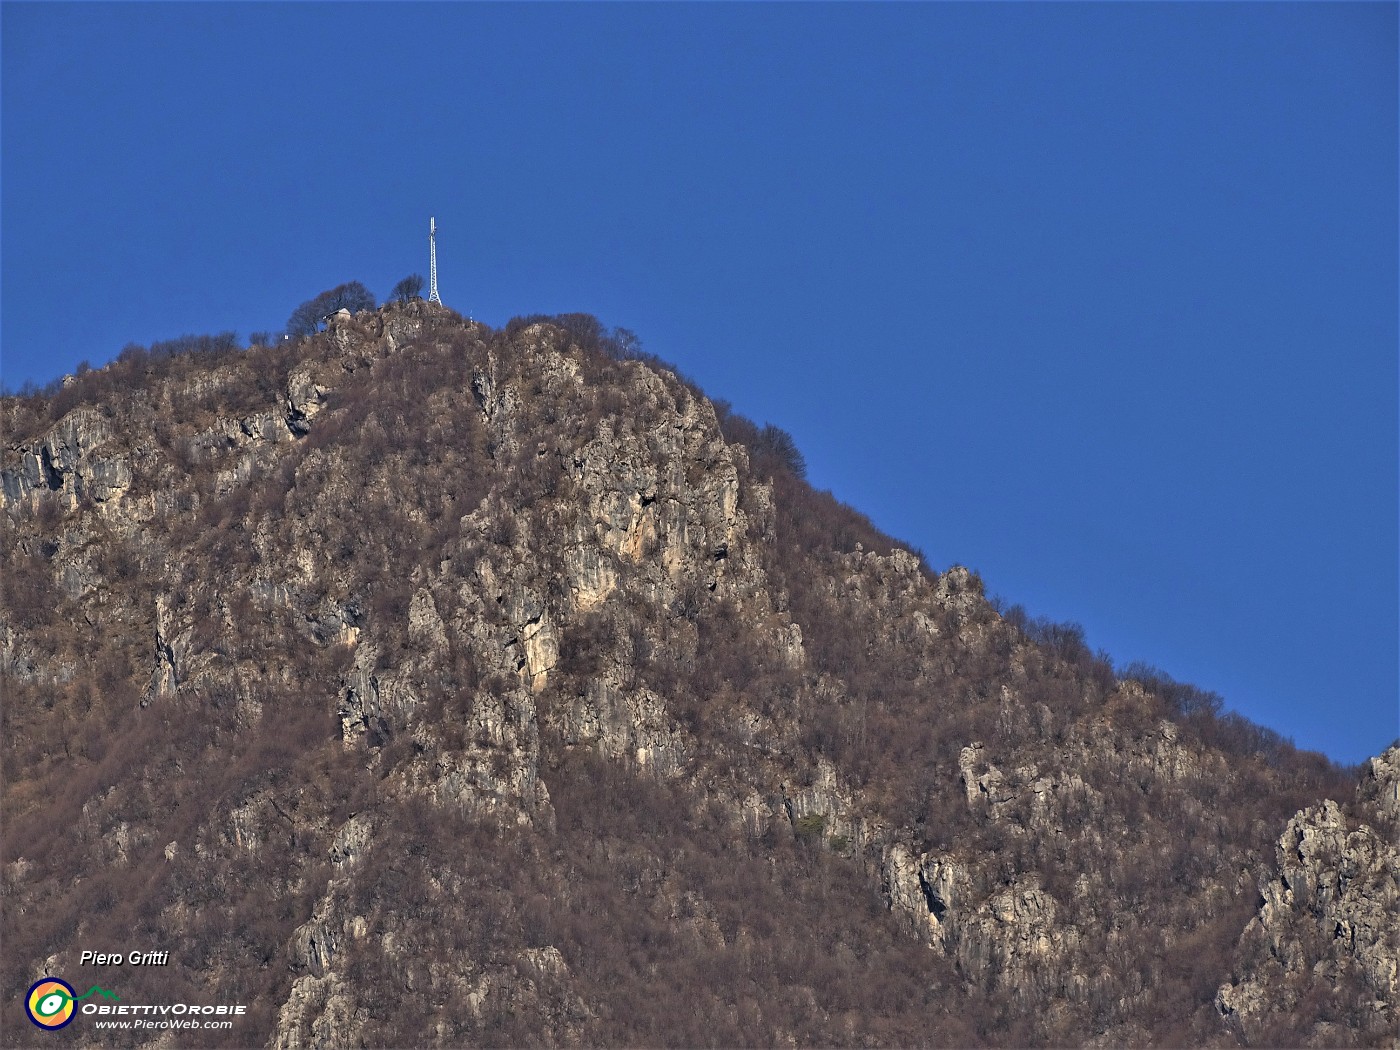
[{"x1": 2, "y1": 302, "x2": 1394, "y2": 1048}]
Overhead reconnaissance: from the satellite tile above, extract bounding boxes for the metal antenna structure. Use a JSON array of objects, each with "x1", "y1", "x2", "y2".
[{"x1": 428, "y1": 216, "x2": 442, "y2": 304}]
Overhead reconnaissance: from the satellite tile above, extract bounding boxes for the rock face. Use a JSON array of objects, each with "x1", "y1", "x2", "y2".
[
  {"x1": 1, "y1": 302, "x2": 1393, "y2": 1048},
  {"x1": 1216, "y1": 745, "x2": 1400, "y2": 1047},
  {"x1": 1, "y1": 406, "x2": 131, "y2": 508}
]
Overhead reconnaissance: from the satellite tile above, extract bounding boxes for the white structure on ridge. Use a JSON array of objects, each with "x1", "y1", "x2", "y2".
[{"x1": 428, "y1": 216, "x2": 441, "y2": 304}]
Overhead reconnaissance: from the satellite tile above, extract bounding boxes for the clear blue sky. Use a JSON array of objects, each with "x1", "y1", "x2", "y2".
[{"x1": 3, "y1": 3, "x2": 1395, "y2": 765}]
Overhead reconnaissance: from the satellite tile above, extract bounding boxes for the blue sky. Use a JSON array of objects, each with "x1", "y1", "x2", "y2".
[{"x1": 3, "y1": 3, "x2": 1395, "y2": 764}]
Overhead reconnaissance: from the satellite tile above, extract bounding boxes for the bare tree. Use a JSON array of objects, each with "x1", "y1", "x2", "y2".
[
  {"x1": 392, "y1": 275, "x2": 425, "y2": 303},
  {"x1": 610, "y1": 327, "x2": 643, "y2": 360},
  {"x1": 755, "y1": 424, "x2": 807, "y2": 480},
  {"x1": 286, "y1": 282, "x2": 377, "y2": 338},
  {"x1": 286, "y1": 298, "x2": 325, "y2": 338},
  {"x1": 325, "y1": 281, "x2": 376, "y2": 314}
]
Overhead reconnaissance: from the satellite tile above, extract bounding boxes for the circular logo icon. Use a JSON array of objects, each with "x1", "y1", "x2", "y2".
[{"x1": 26, "y1": 978, "x2": 76, "y2": 1030}]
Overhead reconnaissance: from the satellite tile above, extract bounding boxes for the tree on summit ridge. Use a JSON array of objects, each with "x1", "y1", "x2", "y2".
[
  {"x1": 325, "y1": 281, "x2": 376, "y2": 314},
  {"x1": 286, "y1": 282, "x2": 377, "y2": 337},
  {"x1": 755, "y1": 424, "x2": 807, "y2": 480},
  {"x1": 285, "y1": 299, "x2": 325, "y2": 338},
  {"x1": 392, "y1": 275, "x2": 425, "y2": 303}
]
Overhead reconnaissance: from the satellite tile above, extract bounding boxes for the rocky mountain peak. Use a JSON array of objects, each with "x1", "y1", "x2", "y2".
[{"x1": 2, "y1": 304, "x2": 1392, "y2": 1047}]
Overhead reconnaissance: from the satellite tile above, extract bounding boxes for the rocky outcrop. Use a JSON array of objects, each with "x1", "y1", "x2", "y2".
[
  {"x1": 1358, "y1": 745, "x2": 1400, "y2": 824},
  {"x1": 782, "y1": 757, "x2": 870, "y2": 852},
  {"x1": 2, "y1": 406, "x2": 130, "y2": 509},
  {"x1": 285, "y1": 367, "x2": 327, "y2": 436},
  {"x1": 883, "y1": 837, "x2": 1078, "y2": 1004},
  {"x1": 883, "y1": 843, "x2": 971, "y2": 944},
  {"x1": 1216, "y1": 744, "x2": 1400, "y2": 1046},
  {"x1": 275, "y1": 814, "x2": 377, "y2": 1049}
]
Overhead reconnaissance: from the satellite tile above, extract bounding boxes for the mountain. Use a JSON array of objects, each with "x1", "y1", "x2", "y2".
[{"x1": 3, "y1": 301, "x2": 1395, "y2": 1048}]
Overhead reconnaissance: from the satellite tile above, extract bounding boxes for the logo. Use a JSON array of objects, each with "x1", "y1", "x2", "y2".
[
  {"x1": 26, "y1": 978, "x2": 76, "y2": 1030},
  {"x1": 25, "y1": 978, "x2": 119, "y2": 1030}
]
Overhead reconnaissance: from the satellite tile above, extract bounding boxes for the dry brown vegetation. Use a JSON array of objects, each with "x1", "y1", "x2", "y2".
[{"x1": 0, "y1": 305, "x2": 1378, "y2": 1048}]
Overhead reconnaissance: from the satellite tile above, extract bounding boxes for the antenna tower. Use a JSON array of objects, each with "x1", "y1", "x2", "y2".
[{"x1": 428, "y1": 216, "x2": 441, "y2": 304}]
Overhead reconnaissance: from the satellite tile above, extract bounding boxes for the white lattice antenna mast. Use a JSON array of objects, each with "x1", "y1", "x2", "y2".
[{"x1": 428, "y1": 216, "x2": 441, "y2": 304}]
